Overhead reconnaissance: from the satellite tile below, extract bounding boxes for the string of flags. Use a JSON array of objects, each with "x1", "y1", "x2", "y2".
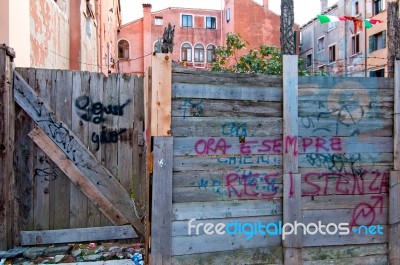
[{"x1": 317, "y1": 14, "x2": 383, "y2": 33}]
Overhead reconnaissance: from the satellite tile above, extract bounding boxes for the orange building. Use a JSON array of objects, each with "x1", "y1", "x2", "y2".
[{"x1": 117, "y1": 0, "x2": 287, "y2": 74}]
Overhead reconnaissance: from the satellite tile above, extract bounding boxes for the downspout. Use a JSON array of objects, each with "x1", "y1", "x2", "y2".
[{"x1": 312, "y1": 20, "x2": 315, "y2": 73}]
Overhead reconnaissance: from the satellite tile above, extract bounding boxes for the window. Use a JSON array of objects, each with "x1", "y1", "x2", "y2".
[
  {"x1": 328, "y1": 21, "x2": 335, "y2": 30},
  {"x1": 369, "y1": 31, "x2": 386, "y2": 53},
  {"x1": 329, "y1": 45, "x2": 336, "y2": 63},
  {"x1": 352, "y1": 34, "x2": 360, "y2": 54},
  {"x1": 226, "y1": 8, "x2": 231, "y2": 22},
  {"x1": 317, "y1": 37, "x2": 325, "y2": 52},
  {"x1": 182, "y1": 14, "x2": 193, "y2": 27},
  {"x1": 194, "y1": 44, "x2": 205, "y2": 62},
  {"x1": 370, "y1": 69, "x2": 385, "y2": 77},
  {"x1": 207, "y1": 45, "x2": 216, "y2": 63},
  {"x1": 373, "y1": 0, "x2": 385, "y2": 15},
  {"x1": 353, "y1": 1, "x2": 359, "y2": 15},
  {"x1": 118, "y1": 40, "x2": 129, "y2": 59},
  {"x1": 206, "y1": 17, "x2": 216, "y2": 29},
  {"x1": 306, "y1": 54, "x2": 312, "y2": 67},
  {"x1": 155, "y1": 16, "x2": 163, "y2": 26},
  {"x1": 318, "y1": 65, "x2": 326, "y2": 72},
  {"x1": 181, "y1": 43, "x2": 192, "y2": 61}
]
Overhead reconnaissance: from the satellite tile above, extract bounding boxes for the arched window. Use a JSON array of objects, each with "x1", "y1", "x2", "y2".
[
  {"x1": 118, "y1": 40, "x2": 129, "y2": 59},
  {"x1": 194, "y1": 44, "x2": 204, "y2": 62},
  {"x1": 207, "y1": 44, "x2": 216, "y2": 63},
  {"x1": 181, "y1": 43, "x2": 192, "y2": 62}
]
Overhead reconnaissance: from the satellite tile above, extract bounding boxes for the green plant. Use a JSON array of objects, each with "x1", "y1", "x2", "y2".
[{"x1": 212, "y1": 33, "x2": 329, "y2": 76}]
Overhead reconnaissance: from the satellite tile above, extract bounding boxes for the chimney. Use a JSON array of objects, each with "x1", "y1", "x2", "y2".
[
  {"x1": 263, "y1": 0, "x2": 268, "y2": 11},
  {"x1": 320, "y1": 0, "x2": 328, "y2": 13},
  {"x1": 143, "y1": 4, "x2": 152, "y2": 71}
]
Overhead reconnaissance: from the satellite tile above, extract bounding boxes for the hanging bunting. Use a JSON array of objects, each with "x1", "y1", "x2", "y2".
[{"x1": 316, "y1": 15, "x2": 383, "y2": 32}]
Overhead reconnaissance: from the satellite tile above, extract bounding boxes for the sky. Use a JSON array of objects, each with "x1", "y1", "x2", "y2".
[{"x1": 120, "y1": 0, "x2": 337, "y2": 26}]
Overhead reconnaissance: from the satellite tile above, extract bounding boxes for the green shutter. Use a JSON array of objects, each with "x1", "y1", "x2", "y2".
[
  {"x1": 382, "y1": 30, "x2": 386, "y2": 48},
  {"x1": 369, "y1": 35, "x2": 375, "y2": 53}
]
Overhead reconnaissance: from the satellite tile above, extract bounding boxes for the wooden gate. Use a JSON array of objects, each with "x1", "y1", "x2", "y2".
[{"x1": 0, "y1": 45, "x2": 147, "y2": 248}]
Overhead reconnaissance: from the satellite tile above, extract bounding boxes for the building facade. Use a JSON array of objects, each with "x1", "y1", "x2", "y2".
[
  {"x1": 0, "y1": 0, "x2": 121, "y2": 75},
  {"x1": 300, "y1": 0, "x2": 388, "y2": 77},
  {"x1": 117, "y1": 0, "x2": 286, "y2": 74}
]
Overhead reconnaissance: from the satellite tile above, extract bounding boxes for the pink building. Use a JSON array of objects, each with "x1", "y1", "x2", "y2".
[
  {"x1": 117, "y1": 0, "x2": 294, "y2": 74},
  {"x1": 118, "y1": 5, "x2": 223, "y2": 74}
]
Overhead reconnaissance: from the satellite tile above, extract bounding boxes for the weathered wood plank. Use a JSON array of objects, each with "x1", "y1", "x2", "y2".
[
  {"x1": 174, "y1": 154, "x2": 283, "y2": 171},
  {"x1": 172, "y1": 246, "x2": 283, "y2": 265},
  {"x1": 298, "y1": 118, "x2": 393, "y2": 137},
  {"x1": 172, "y1": 67, "x2": 282, "y2": 87},
  {"x1": 101, "y1": 74, "x2": 120, "y2": 227},
  {"x1": 298, "y1": 76, "x2": 394, "y2": 89},
  {"x1": 0, "y1": 45, "x2": 15, "y2": 250},
  {"x1": 132, "y1": 75, "x2": 146, "y2": 206},
  {"x1": 30, "y1": 69, "x2": 50, "y2": 231},
  {"x1": 299, "y1": 101, "x2": 394, "y2": 119},
  {"x1": 171, "y1": 231, "x2": 281, "y2": 256},
  {"x1": 173, "y1": 83, "x2": 282, "y2": 102},
  {"x1": 172, "y1": 199, "x2": 282, "y2": 221},
  {"x1": 70, "y1": 71, "x2": 89, "y2": 228},
  {"x1": 303, "y1": 244, "x2": 387, "y2": 261},
  {"x1": 20, "y1": 225, "x2": 137, "y2": 245},
  {"x1": 28, "y1": 127, "x2": 130, "y2": 226},
  {"x1": 117, "y1": 74, "x2": 134, "y2": 193},
  {"x1": 172, "y1": 117, "x2": 283, "y2": 137},
  {"x1": 13, "y1": 71, "x2": 145, "y2": 236},
  {"x1": 303, "y1": 208, "x2": 388, "y2": 225},
  {"x1": 302, "y1": 226, "x2": 388, "y2": 246},
  {"x1": 302, "y1": 194, "x2": 389, "y2": 210},
  {"x1": 13, "y1": 70, "x2": 35, "y2": 232},
  {"x1": 172, "y1": 215, "x2": 282, "y2": 237},
  {"x1": 172, "y1": 99, "x2": 283, "y2": 118},
  {"x1": 298, "y1": 152, "x2": 394, "y2": 168},
  {"x1": 303, "y1": 255, "x2": 388, "y2": 265},
  {"x1": 87, "y1": 72, "x2": 104, "y2": 227},
  {"x1": 151, "y1": 137, "x2": 173, "y2": 265},
  {"x1": 389, "y1": 170, "x2": 400, "y2": 264},
  {"x1": 394, "y1": 60, "x2": 400, "y2": 170},
  {"x1": 151, "y1": 54, "x2": 172, "y2": 136},
  {"x1": 173, "y1": 184, "x2": 283, "y2": 203},
  {"x1": 144, "y1": 67, "x2": 152, "y2": 265},
  {"x1": 173, "y1": 169, "x2": 283, "y2": 188},
  {"x1": 52, "y1": 69, "x2": 72, "y2": 229},
  {"x1": 172, "y1": 136, "x2": 393, "y2": 156}
]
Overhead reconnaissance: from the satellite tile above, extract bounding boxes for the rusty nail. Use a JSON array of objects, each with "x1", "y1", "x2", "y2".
[{"x1": 165, "y1": 55, "x2": 169, "y2": 60}]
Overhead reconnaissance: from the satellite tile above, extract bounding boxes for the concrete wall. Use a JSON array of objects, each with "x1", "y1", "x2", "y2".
[
  {"x1": 0, "y1": 0, "x2": 30, "y2": 67},
  {"x1": 30, "y1": 0, "x2": 70, "y2": 69}
]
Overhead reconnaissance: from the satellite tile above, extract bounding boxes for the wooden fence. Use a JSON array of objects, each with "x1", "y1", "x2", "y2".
[
  {"x1": 146, "y1": 54, "x2": 400, "y2": 265},
  {"x1": 0, "y1": 45, "x2": 146, "y2": 249}
]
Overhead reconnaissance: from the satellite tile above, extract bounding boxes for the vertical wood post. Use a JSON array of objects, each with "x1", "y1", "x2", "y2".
[
  {"x1": 150, "y1": 53, "x2": 172, "y2": 136},
  {"x1": 282, "y1": 55, "x2": 302, "y2": 264},
  {"x1": 150, "y1": 137, "x2": 173, "y2": 265},
  {"x1": 0, "y1": 44, "x2": 16, "y2": 250},
  {"x1": 147, "y1": 54, "x2": 172, "y2": 264},
  {"x1": 390, "y1": 60, "x2": 400, "y2": 264}
]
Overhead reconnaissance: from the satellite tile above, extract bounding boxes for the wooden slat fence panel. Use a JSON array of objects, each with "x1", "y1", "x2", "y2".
[
  {"x1": 298, "y1": 76, "x2": 394, "y2": 264},
  {"x1": 165, "y1": 67, "x2": 396, "y2": 264},
  {"x1": 14, "y1": 68, "x2": 145, "y2": 235},
  {"x1": 170, "y1": 68, "x2": 284, "y2": 262}
]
